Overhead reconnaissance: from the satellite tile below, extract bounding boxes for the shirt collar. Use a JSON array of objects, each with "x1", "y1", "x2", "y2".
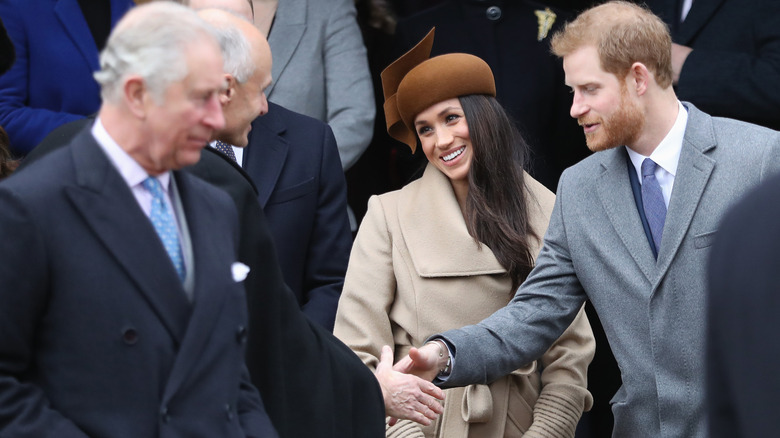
[
  {"x1": 626, "y1": 100, "x2": 688, "y2": 178},
  {"x1": 92, "y1": 118, "x2": 171, "y2": 190}
]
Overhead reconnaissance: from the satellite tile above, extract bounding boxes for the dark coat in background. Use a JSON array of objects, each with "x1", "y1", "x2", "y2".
[
  {"x1": 707, "y1": 171, "x2": 780, "y2": 438},
  {"x1": 242, "y1": 102, "x2": 352, "y2": 331},
  {"x1": 646, "y1": 0, "x2": 780, "y2": 130}
]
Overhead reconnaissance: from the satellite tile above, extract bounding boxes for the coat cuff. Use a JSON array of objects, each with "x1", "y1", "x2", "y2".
[{"x1": 523, "y1": 383, "x2": 593, "y2": 438}]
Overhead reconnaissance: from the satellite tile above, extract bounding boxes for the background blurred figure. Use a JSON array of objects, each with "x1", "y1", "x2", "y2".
[
  {"x1": 0, "y1": 17, "x2": 14, "y2": 75},
  {"x1": 335, "y1": 31, "x2": 594, "y2": 438},
  {"x1": 0, "y1": 3, "x2": 278, "y2": 436},
  {"x1": 0, "y1": 0, "x2": 134, "y2": 155},
  {"x1": 644, "y1": 0, "x2": 780, "y2": 130},
  {"x1": 20, "y1": 5, "x2": 385, "y2": 434},
  {"x1": 253, "y1": 0, "x2": 375, "y2": 172},
  {"x1": 392, "y1": 0, "x2": 589, "y2": 192},
  {"x1": 707, "y1": 171, "x2": 780, "y2": 438}
]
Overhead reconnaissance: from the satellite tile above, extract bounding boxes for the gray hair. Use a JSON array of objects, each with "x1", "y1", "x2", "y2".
[
  {"x1": 94, "y1": 2, "x2": 220, "y2": 104},
  {"x1": 203, "y1": 13, "x2": 256, "y2": 84}
]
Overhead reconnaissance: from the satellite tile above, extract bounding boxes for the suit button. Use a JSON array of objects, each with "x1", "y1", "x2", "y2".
[
  {"x1": 486, "y1": 6, "x2": 502, "y2": 21},
  {"x1": 122, "y1": 327, "x2": 138, "y2": 345},
  {"x1": 236, "y1": 326, "x2": 247, "y2": 344},
  {"x1": 225, "y1": 403, "x2": 234, "y2": 421},
  {"x1": 160, "y1": 406, "x2": 170, "y2": 423}
]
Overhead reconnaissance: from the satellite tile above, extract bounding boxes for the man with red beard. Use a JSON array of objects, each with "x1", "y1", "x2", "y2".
[{"x1": 394, "y1": 2, "x2": 780, "y2": 437}]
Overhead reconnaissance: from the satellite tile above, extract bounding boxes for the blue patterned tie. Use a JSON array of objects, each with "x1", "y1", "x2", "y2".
[
  {"x1": 641, "y1": 158, "x2": 667, "y2": 256},
  {"x1": 214, "y1": 140, "x2": 237, "y2": 162},
  {"x1": 143, "y1": 177, "x2": 186, "y2": 281}
]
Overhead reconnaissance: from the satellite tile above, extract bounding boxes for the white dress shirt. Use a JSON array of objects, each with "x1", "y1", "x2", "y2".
[{"x1": 626, "y1": 101, "x2": 689, "y2": 208}]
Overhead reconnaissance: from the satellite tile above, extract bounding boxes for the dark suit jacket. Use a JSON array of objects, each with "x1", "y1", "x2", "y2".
[
  {"x1": 23, "y1": 119, "x2": 387, "y2": 438},
  {"x1": 243, "y1": 102, "x2": 352, "y2": 331},
  {"x1": 645, "y1": 0, "x2": 780, "y2": 130},
  {"x1": 0, "y1": 128, "x2": 270, "y2": 437},
  {"x1": 394, "y1": 0, "x2": 590, "y2": 191},
  {"x1": 0, "y1": 0, "x2": 133, "y2": 155},
  {"x1": 707, "y1": 171, "x2": 780, "y2": 438}
]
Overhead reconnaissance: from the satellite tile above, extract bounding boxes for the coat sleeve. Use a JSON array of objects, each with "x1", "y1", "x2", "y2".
[
  {"x1": 333, "y1": 195, "x2": 397, "y2": 370},
  {"x1": 437, "y1": 168, "x2": 589, "y2": 388},
  {"x1": 0, "y1": 1, "x2": 85, "y2": 155},
  {"x1": 0, "y1": 187, "x2": 90, "y2": 437},
  {"x1": 321, "y1": 0, "x2": 375, "y2": 170},
  {"x1": 299, "y1": 124, "x2": 352, "y2": 331},
  {"x1": 524, "y1": 306, "x2": 594, "y2": 438}
]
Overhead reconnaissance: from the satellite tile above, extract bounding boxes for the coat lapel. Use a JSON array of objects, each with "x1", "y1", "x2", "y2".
[
  {"x1": 265, "y1": 0, "x2": 306, "y2": 97},
  {"x1": 674, "y1": 0, "x2": 727, "y2": 44},
  {"x1": 161, "y1": 172, "x2": 232, "y2": 402},
  {"x1": 64, "y1": 130, "x2": 191, "y2": 344},
  {"x1": 245, "y1": 105, "x2": 289, "y2": 207},
  {"x1": 654, "y1": 105, "x2": 716, "y2": 283},
  {"x1": 596, "y1": 148, "x2": 658, "y2": 284},
  {"x1": 398, "y1": 165, "x2": 505, "y2": 277},
  {"x1": 54, "y1": 0, "x2": 100, "y2": 71}
]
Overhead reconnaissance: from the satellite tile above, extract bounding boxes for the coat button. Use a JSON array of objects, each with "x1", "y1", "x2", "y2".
[
  {"x1": 160, "y1": 406, "x2": 170, "y2": 423},
  {"x1": 236, "y1": 326, "x2": 247, "y2": 344},
  {"x1": 122, "y1": 327, "x2": 138, "y2": 345},
  {"x1": 486, "y1": 6, "x2": 502, "y2": 21},
  {"x1": 225, "y1": 403, "x2": 234, "y2": 421}
]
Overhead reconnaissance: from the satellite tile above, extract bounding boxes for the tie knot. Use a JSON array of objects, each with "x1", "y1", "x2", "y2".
[
  {"x1": 142, "y1": 177, "x2": 164, "y2": 198},
  {"x1": 641, "y1": 158, "x2": 657, "y2": 178},
  {"x1": 214, "y1": 140, "x2": 237, "y2": 162}
]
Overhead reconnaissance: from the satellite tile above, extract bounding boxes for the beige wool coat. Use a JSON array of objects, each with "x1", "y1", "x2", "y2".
[{"x1": 334, "y1": 164, "x2": 595, "y2": 438}]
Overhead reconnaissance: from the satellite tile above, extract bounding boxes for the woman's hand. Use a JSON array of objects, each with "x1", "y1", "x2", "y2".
[{"x1": 376, "y1": 345, "x2": 445, "y2": 426}]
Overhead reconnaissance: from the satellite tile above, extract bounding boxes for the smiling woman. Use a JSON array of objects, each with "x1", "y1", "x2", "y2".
[{"x1": 333, "y1": 28, "x2": 594, "y2": 438}]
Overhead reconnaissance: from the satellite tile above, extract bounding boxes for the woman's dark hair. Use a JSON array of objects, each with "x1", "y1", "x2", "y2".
[
  {"x1": 459, "y1": 94, "x2": 537, "y2": 290},
  {"x1": 0, "y1": 126, "x2": 18, "y2": 179}
]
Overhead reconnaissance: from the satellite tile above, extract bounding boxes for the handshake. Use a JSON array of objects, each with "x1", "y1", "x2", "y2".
[{"x1": 374, "y1": 341, "x2": 451, "y2": 426}]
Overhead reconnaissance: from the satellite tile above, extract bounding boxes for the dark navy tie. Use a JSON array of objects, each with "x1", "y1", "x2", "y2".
[
  {"x1": 214, "y1": 140, "x2": 237, "y2": 162},
  {"x1": 641, "y1": 158, "x2": 666, "y2": 256}
]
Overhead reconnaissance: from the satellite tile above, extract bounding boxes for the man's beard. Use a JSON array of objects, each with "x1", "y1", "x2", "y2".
[{"x1": 580, "y1": 88, "x2": 644, "y2": 152}]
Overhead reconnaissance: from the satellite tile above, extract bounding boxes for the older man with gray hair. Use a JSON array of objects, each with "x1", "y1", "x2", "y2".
[{"x1": 0, "y1": 2, "x2": 277, "y2": 437}]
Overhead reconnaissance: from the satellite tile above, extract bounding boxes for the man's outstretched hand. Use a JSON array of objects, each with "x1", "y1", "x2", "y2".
[{"x1": 376, "y1": 345, "x2": 445, "y2": 426}]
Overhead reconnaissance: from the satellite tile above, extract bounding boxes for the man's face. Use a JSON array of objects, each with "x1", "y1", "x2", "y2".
[
  {"x1": 143, "y1": 39, "x2": 226, "y2": 172},
  {"x1": 220, "y1": 63, "x2": 271, "y2": 147},
  {"x1": 564, "y1": 46, "x2": 644, "y2": 152}
]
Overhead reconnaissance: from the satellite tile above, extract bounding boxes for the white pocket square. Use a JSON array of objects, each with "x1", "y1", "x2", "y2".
[{"x1": 231, "y1": 262, "x2": 250, "y2": 282}]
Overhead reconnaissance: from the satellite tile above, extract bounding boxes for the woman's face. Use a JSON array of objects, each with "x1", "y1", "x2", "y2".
[{"x1": 414, "y1": 98, "x2": 473, "y2": 184}]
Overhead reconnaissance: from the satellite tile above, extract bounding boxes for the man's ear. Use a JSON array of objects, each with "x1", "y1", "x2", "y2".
[
  {"x1": 124, "y1": 75, "x2": 148, "y2": 118},
  {"x1": 220, "y1": 73, "x2": 237, "y2": 105},
  {"x1": 629, "y1": 62, "x2": 651, "y2": 96}
]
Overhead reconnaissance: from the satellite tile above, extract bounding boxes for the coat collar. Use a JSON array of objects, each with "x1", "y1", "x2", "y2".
[
  {"x1": 54, "y1": 0, "x2": 100, "y2": 71},
  {"x1": 596, "y1": 102, "x2": 716, "y2": 286},
  {"x1": 397, "y1": 164, "x2": 506, "y2": 277},
  {"x1": 244, "y1": 103, "x2": 289, "y2": 207},
  {"x1": 654, "y1": 103, "x2": 716, "y2": 279},
  {"x1": 54, "y1": 0, "x2": 132, "y2": 72},
  {"x1": 674, "y1": 0, "x2": 727, "y2": 45},
  {"x1": 64, "y1": 129, "x2": 193, "y2": 344}
]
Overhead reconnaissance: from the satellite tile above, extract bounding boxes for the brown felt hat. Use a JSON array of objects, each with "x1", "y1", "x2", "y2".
[{"x1": 381, "y1": 28, "x2": 496, "y2": 152}]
